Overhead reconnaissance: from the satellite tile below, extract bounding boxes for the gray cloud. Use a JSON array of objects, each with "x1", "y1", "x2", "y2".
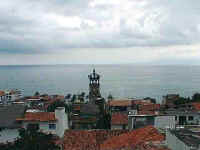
[{"x1": 0, "y1": 0, "x2": 200, "y2": 65}]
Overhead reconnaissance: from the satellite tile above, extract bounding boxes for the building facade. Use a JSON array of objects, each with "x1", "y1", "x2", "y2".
[{"x1": 17, "y1": 107, "x2": 68, "y2": 137}]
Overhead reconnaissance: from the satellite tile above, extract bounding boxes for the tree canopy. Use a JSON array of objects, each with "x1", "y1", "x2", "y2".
[
  {"x1": 47, "y1": 100, "x2": 70, "y2": 113},
  {"x1": 0, "y1": 125, "x2": 60, "y2": 150}
]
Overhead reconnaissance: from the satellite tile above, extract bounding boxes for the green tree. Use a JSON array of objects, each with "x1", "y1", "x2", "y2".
[
  {"x1": 65, "y1": 93, "x2": 71, "y2": 99},
  {"x1": 192, "y1": 93, "x2": 200, "y2": 102},
  {"x1": 107, "y1": 94, "x2": 113, "y2": 100},
  {"x1": 0, "y1": 125, "x2": 60, "y2": 150},
  {"x1": 34, "y1": 91, "x2": 40, "y2": 96},
  {"x1": 71, "y1": 94, "x2": 76, "y2": 103},
  {"x1": 174, "y1": 97, "x2": 190, "y2": 105},
  {"x1": 47, "y1": 100, "x2": 69, "y2": 113}
]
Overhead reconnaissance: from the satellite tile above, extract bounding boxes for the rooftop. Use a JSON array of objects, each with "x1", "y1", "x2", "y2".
[
  {"x1": 139, "y1": 104, "x2": 160, "y2": 111},
  {"x1": 108, "y1": 100, "x2": 132, "y2": 107},
  {"x1": 0, "y1": 91, "x2": 5, "y2": 96},
  {"x1": 100, "y1": 126, "x2": 165, "y2": 150},
  {"x1": 111, "y1": 112, "x2": 128, "y2": 125},
  {"x1": 16, "y1": 112, "x2": 57, "y2": 122},
  {"x1": 191, "y1": 102, "x2": 200, "y2": 111},
  {"x1": 62, "y1": 130, "x2": 128, "y2": 150}
]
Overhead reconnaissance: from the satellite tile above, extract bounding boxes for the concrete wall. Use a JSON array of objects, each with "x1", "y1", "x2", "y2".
[
  {"x1": 155, "y1": 116, "x2": 175, "y2": 129},
  {"x1": 166, "y1": 130, "x2": 192, "y2": 150},
  {"x1": 128, "y1": 116, "x2": 154, "y2": 130}
]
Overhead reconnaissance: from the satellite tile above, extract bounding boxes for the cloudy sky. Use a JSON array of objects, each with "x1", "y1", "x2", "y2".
[{"x1": 0, "y1": 0, "x2": 200, "y2": 65}]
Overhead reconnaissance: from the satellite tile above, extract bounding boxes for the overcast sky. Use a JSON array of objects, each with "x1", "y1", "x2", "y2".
[{"x1": 0, "y1": 0, "x2": 200, "y2": 65}]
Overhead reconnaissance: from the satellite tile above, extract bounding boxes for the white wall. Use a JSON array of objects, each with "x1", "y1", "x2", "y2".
[
  {"x1": 55, "y1": 107, "x2": 69, "y2": 137},
  {"x1": 155, "y1": 116, "x2": 175, "y2": 129},
  {"x1": 22, "y1": 107, "x2": 68, "y2": 138},
  {"x1": 23, "y1": 121, "x2": 57, "y2": 135}
]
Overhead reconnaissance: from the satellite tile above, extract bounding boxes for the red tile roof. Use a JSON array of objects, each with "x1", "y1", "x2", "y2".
[
  {"x1": 111, "y1": 113, "x2": 128, "y2": 125},
  {"x1": 16, "y1": 112, "x2": 57, "y2": 122},
  {"x1": 132, "y1": 100, "x2": 153, "y2": 105},
  {"x1": 73, "y1": 105, "x2": 81, "y2": 111},
  {"x1": 0, "y1": 91, "x2": 5, "y2": 96},
  {"x1": 62, "y1": 130, "x2": 128, "y2": 150},
  {"x1": 191, "y1": 102, "x2": 200, "y2": 111},
  {"x1": 139, "y1": 104, "x2": 160, "y2": 111},
  {"x1": 136, "y1": 143, "x2": 170, "y2": 150},
  {"x1": 100, "y1": 126, "x2": 165, "y2": 150},
  {"x1": 138, "y1": 111, "x2": 157, "y2": 115},
  {"x1": 108, "y1": 100, "x2": 132, "y2": 107}
]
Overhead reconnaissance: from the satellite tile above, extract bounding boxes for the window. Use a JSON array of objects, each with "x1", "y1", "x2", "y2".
[
  {"x1": 49, "y1": 124, "x2": 56, "y2": 130},
  {"x1": 188, "y1": 116, "x2": 194, "y2": 121},
  {"x1": 175, "y1": 116, "x2": 177, "y2": 121}
]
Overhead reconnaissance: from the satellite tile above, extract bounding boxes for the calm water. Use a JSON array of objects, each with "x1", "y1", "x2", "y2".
[{"x1": 0, "y1": 65, "x2": 200, "y2": 103}]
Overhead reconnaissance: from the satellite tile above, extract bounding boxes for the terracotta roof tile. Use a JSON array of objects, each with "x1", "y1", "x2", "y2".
[
  {"x1": 136, "y1": 143, "x2": 171, "y2": 150},
  {"x1": 191, "y1": 102, "x2": 200, "y2": 111},
  {"x1": 139, "y1": 104, "x2": 160, "y2": 111},
  {"x1": 0, "y1": 91, "x2": 5, "y2": 96},
  {"x1": 132, "y1": 100, "x2": 153, "y2": 105},
  {"x1": 111, "y1": 113, "x2": 128, "y2": 125},
  {"x1": 138, "y1": 111, "x2": 157, "y2": 115},
  {"x1": 100, "y1": 126, "x2": 165, "y2": 150},
  {"x1": 62, "y1": 130, "x2": 128, "y2": 150},
  {"x1": 108, "y1": 100, "x2": 132, "y2": 107},
  {"x1": 16, "y1": 112, "x2": 57, "y2": 122}
]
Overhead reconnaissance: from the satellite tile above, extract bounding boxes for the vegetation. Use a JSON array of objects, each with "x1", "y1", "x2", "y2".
[
  {"x1": 71, "y1": 94, "x2": 77, "y2": 103},
  {"x1": 174, "y1": 97, "x2": 190, "y2": 105},
  {"x1": 65, "y1": 93, "x2": 71, "y2": 99},
  {"x1": 47, "y1": 100, "x2": 70, "y2": 113},
  {"x1": 173, "y1": 93, "x2": 200, "y2": 105},
  {"x1": 144, "y1": 97, "x2": 156, "y2": 104},
  {"x1": 34, "y1": 91, "x2": 40, "y2": 96},
  {"x1": 0, "y1": 125, "x2": 60, "y2": 150},
  {"x1": 192, "y1": 93, "x2": 200, "y2": 102},
  {"x1": 107, "y1": 94, "x2": 113, "y2": 100}
]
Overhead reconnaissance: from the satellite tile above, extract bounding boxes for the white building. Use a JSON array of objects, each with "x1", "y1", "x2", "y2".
[
  {"x1": 5, "y1": 89, "x2": 22, "y2": 102},
  {"x1": 0, "y1": 89, "x2": 23, "y2": 104},
  {"x1": 128, "y1": 110, "x2": 176, "y2": 130},
  {"x1": 17, "y1": 107, "x2": 69, "y2": 137}
]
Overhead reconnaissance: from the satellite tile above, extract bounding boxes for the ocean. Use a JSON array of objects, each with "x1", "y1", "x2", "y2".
[{"x1": 0, "y1": 65, "x2": 200, "y2": 103}]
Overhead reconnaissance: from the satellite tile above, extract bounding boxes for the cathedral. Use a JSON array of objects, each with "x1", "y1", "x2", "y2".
[{"x1": 88, "y1": 69, "x2": 101, "y2": 103}]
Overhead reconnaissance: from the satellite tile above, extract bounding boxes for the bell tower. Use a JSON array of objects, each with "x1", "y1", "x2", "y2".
[{"x1": 88, "y1": 69, "x2": 101, "y2": 103}]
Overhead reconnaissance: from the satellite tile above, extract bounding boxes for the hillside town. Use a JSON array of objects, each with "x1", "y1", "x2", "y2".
[{"x1": 1, "y1": 69, "x2": 200, "y2": 150}]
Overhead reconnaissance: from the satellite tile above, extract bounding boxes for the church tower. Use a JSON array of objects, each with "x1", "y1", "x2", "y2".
[{"x1": 88, "y1": 69, "x2": 101, "y2": 103}]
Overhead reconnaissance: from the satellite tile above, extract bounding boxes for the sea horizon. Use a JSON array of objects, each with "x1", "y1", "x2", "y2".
[{"x1": 0, "y1": 64, "x2": 200, "y2": 103}]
